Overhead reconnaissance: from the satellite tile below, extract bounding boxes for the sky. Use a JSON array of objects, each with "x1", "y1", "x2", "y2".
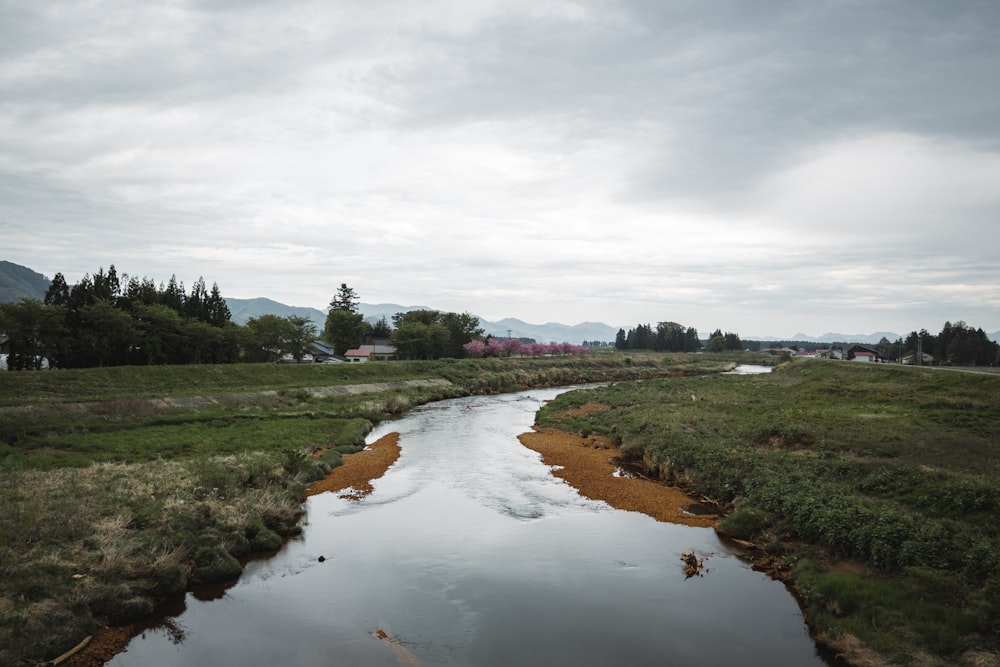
[{"x1": 2, "y1": 0, "x2": 999, "y2": 338}]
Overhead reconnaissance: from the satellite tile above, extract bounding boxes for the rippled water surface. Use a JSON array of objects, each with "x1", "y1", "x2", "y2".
[{"x1": 108, "y1": 385, "x2": 828, "y2": 666}]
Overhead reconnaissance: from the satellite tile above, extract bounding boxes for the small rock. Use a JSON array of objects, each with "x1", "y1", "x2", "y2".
[{"x1": 318, "y1": 555, "x2": 326, "y2": 562}]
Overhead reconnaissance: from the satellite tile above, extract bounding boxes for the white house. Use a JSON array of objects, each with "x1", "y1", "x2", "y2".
[{"x1": 344, "y1": 349, "x2": 372, "y2": 363}]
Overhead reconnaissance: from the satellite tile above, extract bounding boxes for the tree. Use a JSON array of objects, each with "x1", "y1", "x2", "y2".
[
  {"x1": 186, "y1": 277, "x2": 210, "y2": 322},
  {"x1": 78, "y1": 300, "x2": 136, "y2": 367},
  {"x1": 324, "y1": 309, "x2": 369, "y2": 355},
  {"x1": 182, "y1": 319, "x2": 221, "y2": 365},
  {"x1": 464, "y1": 339, "x2": 486, "y2": 358},
  {"x1": 0, "y1": 300, "x2": 65, "y2": 370},
  {"x1": 133, "y1": 304, "x2": 186, "y2": 365},
  {"x1": 625, "y1": 323, "x2": 654, "y2": 350},
  {"x1": 440, "y1": 311, "x2": 484, "y2": 358},
  {"x1": 206, "y1": 282, "x2": 231, "y2": 327},
  {"x1": 876, "y1": 336, "x2": 897, "y2": 362},
  {"x1": 723, "y1": 332, "x2": 742, "y2": 351},
  {"x1": 243, "y1": 314, "x2": 294, "y2": 362},
  {"x1": 388, "y1": 310, "x2": 481, "y2": 360},
  {"x1": 329, "y1": 284, "x2": 360, "y2": 313},
  {"x1": 91, "y1": 265, "x2": 121, "y2": 303},
  {"x1": 684, "y1": 327, "x2": 701, "y2": 352},
  {"x1": 615, "y1": 328, "x2": 627, "y2": 350},
  {"x1": 392, "y1": 321, "x2": 448, "y2": 360},
  {"x1": 705, "y1": 334, "x2": 726, "y2": 353},
  {"x1": 285, "y1": 316, "x2": 318, "y2": 362},
  {"x1": 161, "y1": 275, "x2": 186, "y2": 313},
  {"x1": 44, "y1": 273, "x2": 70, "y2": 306},
  {"x1": 370, "y1": 315, "x2": 392, "y2": 339}
]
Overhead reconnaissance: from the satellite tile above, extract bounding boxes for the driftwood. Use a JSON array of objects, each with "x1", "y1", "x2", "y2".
[
  {"x1": 38, "y1": 635, "x2": 91, "y2": 666},
  {"x1": 681, "y1": 551, "x2": 707, "y2": 578}
]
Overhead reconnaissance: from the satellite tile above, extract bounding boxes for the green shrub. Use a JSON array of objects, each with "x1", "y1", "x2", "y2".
[
  {"x1": 88, "y1": 583, "x2": 153, "y2": 624},
  {"x1": 191, "y1": 545, "x2": 243, "y2": 583},
  {"x1": 719, "y1": 507, "x2": 771, "y2": 539},
  {"x1": 246, "y1": 520, "x2": 283, "y2": 552},
  {"x1": 152, "y1": 562, "x2": 189, "y2": 596}
]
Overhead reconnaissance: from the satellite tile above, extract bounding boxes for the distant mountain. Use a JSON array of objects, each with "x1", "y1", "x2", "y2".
[
  {"x1": 225, "y1": 297, "x2": 328, "y2": 330},
  {"x1": 224, "y1": 298, "x2": 617, "y2": 344},
  {"x1": 225, "y1": 298, "x2": 432, "y2": 333},
  {"x1": 0, "y1": 261, "x2": 50, "y2": 303},
  {"x1": 479, "y1": 317, "x2": 620, "y2": 345},
  {"x1": 358, "y1": 303, "x2": 433, "y2": 323},
  {"x1": 772, "y1": 331, "x2": 903, "y2": 345}
]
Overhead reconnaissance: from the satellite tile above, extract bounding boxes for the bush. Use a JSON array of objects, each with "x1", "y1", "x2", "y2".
[
  {"x1": 190, "y1": 531, "x2": 244, "y2": 583},
  {"x1": 88, "y1": 583, "x2": 154, "y2": 624},
  {"x1": 246, "y1": 520, "x2": 283, "y2": 552},
  {"x1": 719, "y1": 507, "x2": 772, "y2": 539},
  {"x1": 191, "y1": 545, "x2": 243, "y2": 583}
]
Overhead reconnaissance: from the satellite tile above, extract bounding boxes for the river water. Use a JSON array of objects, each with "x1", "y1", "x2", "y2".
[{"x1": 108, "y1": 385, "x2": 829, "y2": 667}]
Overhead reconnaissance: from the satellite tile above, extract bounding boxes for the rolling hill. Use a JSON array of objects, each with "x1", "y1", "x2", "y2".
[{"x1": 0, "y1": 261, "x2": 50, "y2": 303}]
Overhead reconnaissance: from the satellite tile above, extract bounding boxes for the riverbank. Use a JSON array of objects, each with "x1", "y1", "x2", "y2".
[
  {"x1": 533, "y1": 361, "x2": 1000, "y2": 666},
  {"x1": 303, "y1": 432, "x2": 402, "y2": 500},
  {"x1": 518, "y1": 427, "x2": 718, "y2": 528},
  {"x1": 63, "y1": 433, "x2": 406, "y2": 667}
]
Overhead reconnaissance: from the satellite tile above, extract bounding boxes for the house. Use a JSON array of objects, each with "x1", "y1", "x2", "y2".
[
  {"x1": 359, "y1": 342, "x2": 397, "y2": 361},
  {"x1": 344, "y1": 348, "x2": 372, "y2": 363},
  {"x1": 902, "y1": 352, "x2": 934, "y2": 365},
  {"x1": 310, "y1": 340, "x2": 346, "y2": 363},
  {"x1": 846, "y1": 344, "x2": 879, "y2": 362}
]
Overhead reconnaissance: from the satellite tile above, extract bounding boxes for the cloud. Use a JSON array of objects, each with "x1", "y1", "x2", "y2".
[{"x1": 1, "y1": 0, "x2": 999, "y2": 337}]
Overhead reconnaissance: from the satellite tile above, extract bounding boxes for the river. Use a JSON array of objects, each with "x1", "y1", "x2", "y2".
[{"x1": 107, "y1": 384, "x2": 829, "y2": 666}]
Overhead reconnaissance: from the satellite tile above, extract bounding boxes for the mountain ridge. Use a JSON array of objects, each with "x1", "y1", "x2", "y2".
[
  {"x1": 0, "y1": 261, "x2": 50, "y2": 303},
  {"x1": 223, "y1": 299, "x2": 621, "y2": 345}
]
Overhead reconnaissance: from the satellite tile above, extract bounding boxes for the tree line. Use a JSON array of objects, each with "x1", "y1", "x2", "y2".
[
  {"x1": 0, "y1": 275, "x2": 595, "y2": 370},
  {"x1": 322, "y1": 284, "x2": 515, "y2": 361},
  {"x1": 317, "y1": 284, "x2": 485, "y2": 360},
  {"x1": 614, "y1": 321, "x2": 711, "y2": 352},
  {"x1": 1, "y1": 266, "x2": 240, "y2": 369},
  {"x1": 875, "y1": 321, "x2": 998, "y2": 365}
]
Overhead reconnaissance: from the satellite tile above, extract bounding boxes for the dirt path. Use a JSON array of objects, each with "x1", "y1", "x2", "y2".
[{"x1": 518, "y1": 427, "x2": 718, "y2": 528}]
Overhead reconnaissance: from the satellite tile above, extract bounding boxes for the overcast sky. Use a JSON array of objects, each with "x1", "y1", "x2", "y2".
[{"x1": 3, "y1": 0, "x2": 999, "y2": 337}]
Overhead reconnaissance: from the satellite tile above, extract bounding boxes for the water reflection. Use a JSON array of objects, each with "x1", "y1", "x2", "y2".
[
  {"x1": 108, "y1": 387, "x2": 828, "y2": 667},
  {"x1": 722, "y1": 364, "x2": 775, "y2": 374}
]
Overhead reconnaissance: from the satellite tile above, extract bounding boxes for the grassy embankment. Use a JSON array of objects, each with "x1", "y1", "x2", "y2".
[
  {"x1": 0, "y1": 352, "x2": 741, "y2": 665},
  {"x1": 535, "y1": 360, "x2": 1000, "y2": 666}
]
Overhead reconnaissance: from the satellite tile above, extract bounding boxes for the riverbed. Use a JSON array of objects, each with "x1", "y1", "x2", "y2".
[{"x1": 105, "y1": 386, "x2": 829, "y2": 666}]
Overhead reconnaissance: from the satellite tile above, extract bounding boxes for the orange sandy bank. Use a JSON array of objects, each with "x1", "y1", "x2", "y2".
[
  {"x1": 304, "y1": 432, "x2": 402, "y2": 499},
  {"x1": 518, "y1": 428, "x2": 718, "y2": 529}
]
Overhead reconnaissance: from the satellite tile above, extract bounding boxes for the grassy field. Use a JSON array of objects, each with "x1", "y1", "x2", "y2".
[
  {"x1": 0, "y1": 352, "x2": 740, "y2": 665},
  {"x1": 535, "y1": 360, "x2": 1000, "y2": 666}
]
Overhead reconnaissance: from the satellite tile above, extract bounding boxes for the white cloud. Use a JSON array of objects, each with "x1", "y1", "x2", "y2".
[{"x1": 2, "y1": 1, "x2": 999, "y2": 337}]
